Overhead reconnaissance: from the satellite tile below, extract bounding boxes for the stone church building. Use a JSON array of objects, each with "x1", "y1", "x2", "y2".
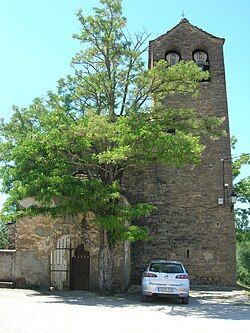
[{"x1": 0, "y1": 19, "x2": 236, "y2": 290}]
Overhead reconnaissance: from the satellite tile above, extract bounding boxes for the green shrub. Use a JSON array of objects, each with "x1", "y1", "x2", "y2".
[
  {"x1": 0, "y1": 220, "x2": 8, "y2": 249},
  {"x1": 236, "y1": 239, "x2": 250, "y2": 286}
]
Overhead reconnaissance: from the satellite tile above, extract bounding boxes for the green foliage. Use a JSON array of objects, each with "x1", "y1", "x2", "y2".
[
  {"x1": 235, "y1": 208, "x2": 250, "y2": 241},
  {"x1": 236, "y1": 240, "x2": 250, "y2": 286},
  {"x1": 123, "y1": 226, "x2": 151, "y2": 242},
  {"x1": 232, "y1": 138, "x2": 250, "y2": 230},
  {"x1": 0, "y1": 220, "x2": 8, "y2": 249},
  {"x1": 235, "y1": 177, "x2": 250, "y2": 205},
  {"x1": 231, "y1": 137, "x2": 250, "y2": 180},
  {"x1": 232, "y1": 137, "x2": 250, "y2": 286},
  {"x1": 235, "y1": 213, "x2": 250, "y2": 286}
]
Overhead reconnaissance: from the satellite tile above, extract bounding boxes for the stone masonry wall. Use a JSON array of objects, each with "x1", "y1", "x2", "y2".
[
  {"x1": 124, "y1": 20, "x2": 236, "y2": 286},
  {"x1": 0, "y1": 250, "x2": 16, "y2": 281},
  {"x1": 15, "y1": 212, "x2": 129, "y2": 290},
  {"x1": 15, "y1": 215, "x2": 82, "y2": 288}
]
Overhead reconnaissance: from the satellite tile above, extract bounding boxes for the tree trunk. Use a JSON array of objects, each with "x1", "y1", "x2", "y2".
[{"x1": 98, "y1": 226, "x2": 115, "y2": 294}]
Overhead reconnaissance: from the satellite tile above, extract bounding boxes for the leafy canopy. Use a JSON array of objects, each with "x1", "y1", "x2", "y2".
[
  {"x1": 0, "y1": 220, "x2": 8, "y2": 249},
  {"x1": 231, "y1": 137, "x2": 250, "y2": 286},
  {"x1": 231, "y1": 136, "x2": 250, "y2": 236},
  {"x1": 0, "y1": 0, "x2": 222, "y2": 245}
]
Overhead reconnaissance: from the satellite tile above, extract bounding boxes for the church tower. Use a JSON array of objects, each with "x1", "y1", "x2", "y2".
[{"x1": 127, "y1": 19, "x2": 236, "y2": 286}]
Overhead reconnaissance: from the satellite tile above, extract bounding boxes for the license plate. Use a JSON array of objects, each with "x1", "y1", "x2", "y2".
[{"x1": 158, "y1": 287, "x2": 172, "y2": 292}]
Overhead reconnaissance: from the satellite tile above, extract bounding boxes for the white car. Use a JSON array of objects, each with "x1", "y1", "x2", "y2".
[{"x1": 141, "y1": 260, "x2": 190, "y2": 304}]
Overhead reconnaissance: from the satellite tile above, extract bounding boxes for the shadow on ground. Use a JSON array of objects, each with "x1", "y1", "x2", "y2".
[{"x1": 26, "y1": 289, "x2": 250, "y2": 321}]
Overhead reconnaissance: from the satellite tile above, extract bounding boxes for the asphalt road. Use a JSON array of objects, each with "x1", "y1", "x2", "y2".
[{"x1": 0, "y1": 288, "x2": 249, "y2": 333}]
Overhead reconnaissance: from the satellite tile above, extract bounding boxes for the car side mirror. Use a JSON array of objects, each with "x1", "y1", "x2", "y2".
[{"x1": 140, "y1": 267, "x2": 146, "y2": 273}]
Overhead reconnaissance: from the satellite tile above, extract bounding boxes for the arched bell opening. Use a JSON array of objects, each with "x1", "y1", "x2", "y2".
[{"x1": 165, "y1": 50, "x2": 181, "y2": 66}]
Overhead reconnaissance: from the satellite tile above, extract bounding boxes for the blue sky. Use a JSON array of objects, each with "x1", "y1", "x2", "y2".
[{"x1": 0, "y1": 0, "x2": 249, "y2": 209}]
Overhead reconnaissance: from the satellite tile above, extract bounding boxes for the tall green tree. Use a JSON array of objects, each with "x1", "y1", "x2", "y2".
[
  {"x1": 231, "y1": 137, "x2": 250, "y2": 285},
  {"x1": 0, "y1": 0, "x2": 221, "y2": 293},
  {"x1": 231, "y1": 136, "x2": 250, "y2": 236}
]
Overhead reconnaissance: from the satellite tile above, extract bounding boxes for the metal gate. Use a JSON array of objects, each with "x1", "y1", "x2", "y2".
[{"x1": 50, "y1": 236, "x2": 90, "y2": 291}]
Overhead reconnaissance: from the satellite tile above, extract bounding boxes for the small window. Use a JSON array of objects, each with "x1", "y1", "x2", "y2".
[{"x1": 165, "y1": 51, "x2": 181, "y2": 66}]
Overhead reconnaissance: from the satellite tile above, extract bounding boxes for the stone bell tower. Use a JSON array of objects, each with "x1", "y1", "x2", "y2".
[{"x1": 126, "y1": 19, "x2": 236, "y2": 286}]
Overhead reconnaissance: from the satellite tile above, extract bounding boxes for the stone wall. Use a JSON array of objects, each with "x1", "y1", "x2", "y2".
[
  {"x1": 15, "y1": 215, "x2": 80, "y2": 288},
  {"x1": 124, "y1": 20, "x2": 236, "y2": 286},
  {"x1": 15, "y1": 212, "x2": 129, "y2": 290},
  {"x1": 0, "y1": 250, "x2": 15, "y2": 281}
]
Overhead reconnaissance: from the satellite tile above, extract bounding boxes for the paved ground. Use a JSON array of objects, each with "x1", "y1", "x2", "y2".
[{"x1": 0, "y1": 288, "x2": 249, "y2": 333}]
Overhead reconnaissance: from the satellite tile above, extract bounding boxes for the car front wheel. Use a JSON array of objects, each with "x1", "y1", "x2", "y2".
[{"x1": 181, "y1": 296, "x2": 189, "y2": 304}]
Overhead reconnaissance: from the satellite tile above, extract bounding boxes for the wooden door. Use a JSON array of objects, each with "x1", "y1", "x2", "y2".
[{"x1": 70, "y1": 245, "x2": 90, "y2": 290}]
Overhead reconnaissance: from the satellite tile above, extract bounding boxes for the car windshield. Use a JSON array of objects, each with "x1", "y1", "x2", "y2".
[{"x1": 149, "y1": 263, "x2": 184, "y2": 273}]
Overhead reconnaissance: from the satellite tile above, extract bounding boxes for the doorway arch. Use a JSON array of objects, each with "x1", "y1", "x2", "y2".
[{"x1": 70, "y1": 244, "x2": 90, "y2": 290}]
